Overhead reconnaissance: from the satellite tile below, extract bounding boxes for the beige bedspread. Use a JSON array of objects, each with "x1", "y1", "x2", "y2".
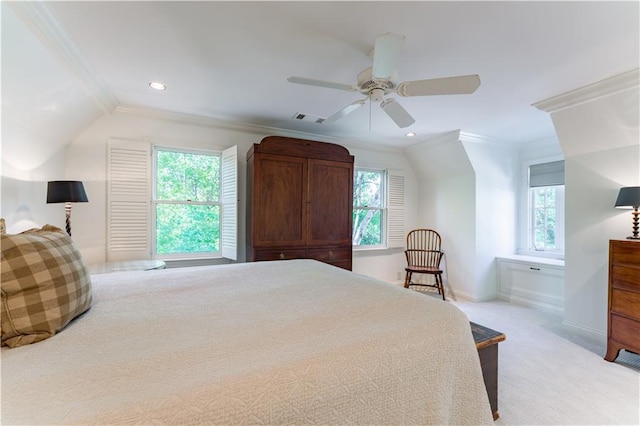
[{"x1": 1, "y1": 259, "x2": 492, "y2": 425}]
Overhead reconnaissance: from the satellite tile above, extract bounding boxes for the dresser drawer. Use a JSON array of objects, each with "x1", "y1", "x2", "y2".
[
  {"x1": 610, "y1": 314, "x2": 640, "y2": 351},
  {"x1": 611, "y1": 241, "x2": 640, "y2": 265},
  {"x1": 611, "y1": 265, "x2": 640, "y2": 292},
  {"x1": 610, "y1": 289, "x2": 640, "y2": 320},
  {"x1": 254, "y1": 249, "x2": 308, "y2": 261}
]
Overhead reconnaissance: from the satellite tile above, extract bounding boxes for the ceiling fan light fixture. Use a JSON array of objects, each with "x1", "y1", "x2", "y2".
[
  {"x1": 369, "y1": 88, "x2": 385, "y2": 102},
  {"x1": 149, "y1": 81, "x2": 166, "y2": 91}
]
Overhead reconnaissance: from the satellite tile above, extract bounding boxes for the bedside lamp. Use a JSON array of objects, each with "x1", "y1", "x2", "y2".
[
  {"x1": 47, "y1": 181, "x2": 88, "y2": 236},
  {"x1": 614, "y1": 186, "x2": 640, "y2": 240}
]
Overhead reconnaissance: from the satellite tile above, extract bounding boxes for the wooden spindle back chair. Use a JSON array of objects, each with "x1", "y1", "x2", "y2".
[{"x1": 403, "y1": 229, "x2": 446, "y2": 300}]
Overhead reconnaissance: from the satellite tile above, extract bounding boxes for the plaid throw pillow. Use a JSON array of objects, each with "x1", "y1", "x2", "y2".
[{"x1": 1, "y1": 225, "x2": 93, "y2": 348}]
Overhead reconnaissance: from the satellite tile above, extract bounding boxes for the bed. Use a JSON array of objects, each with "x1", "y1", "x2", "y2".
[{"x1": 1, "y1": 228, "x2": 493, "y2": 425}]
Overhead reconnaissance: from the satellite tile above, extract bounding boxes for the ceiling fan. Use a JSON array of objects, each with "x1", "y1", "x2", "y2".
[{"x1": 287, "y1": 33, "x2": 481, "y2": 129}]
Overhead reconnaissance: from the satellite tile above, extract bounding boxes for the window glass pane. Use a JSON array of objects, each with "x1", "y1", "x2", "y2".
[
  {"x1": 354, "y1": 171, "x2": 382, "y2": 208},
  {"x1": 546, "y1": 226, "x2": 556, "y2": 248},
  {"x1": 530, "y1": 186, "x2": 562, "y2": 251},
  {"x1": 156, "y1": 204, "x2": 220, "y2": 254},
  {"x1": 353, "y1": 209, "x2": 382, "y2": 246},
  {"x1": 534, "y1": 190, "x2": 545, "y2": 208},
  {"x1": 534, "y1": 228, "x2": 545, "y2": 248},
  {"x1": 156, "y1": 150, "x2": 220, "y2": 202},
  {"x1": 546, "y1": 188, "x2": 556, "y2": 207}
]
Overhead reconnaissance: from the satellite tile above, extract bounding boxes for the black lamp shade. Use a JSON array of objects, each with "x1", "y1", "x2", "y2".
[
  {"x1": 46, "y1": 181, "x2": 88, "y2": 204},
  {"x1": 615, "y1": 186, "x2": 640, "y2": 208}
]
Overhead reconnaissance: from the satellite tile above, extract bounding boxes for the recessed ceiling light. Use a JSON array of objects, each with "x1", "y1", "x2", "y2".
[
  {"x1": 405, "y1": 132, "x2": 416, "y2": 137},
  {"x1": 149, "y1": 81, "x2": 166, "y2": 91}
]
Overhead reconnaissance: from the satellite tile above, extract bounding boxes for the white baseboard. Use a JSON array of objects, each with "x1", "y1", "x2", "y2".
[
  {"x1": 498, "y1": 292, "x2": 564, "y2": 315},
  {"x1": 448, "y1": 289, "x2": 497, "y2": 303},
  {"x1": 561, "y1": 319, "x2": 607, "y2": 343}
]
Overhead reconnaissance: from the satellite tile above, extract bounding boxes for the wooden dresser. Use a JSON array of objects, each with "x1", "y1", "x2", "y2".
[
  {"x1": 604, "y1": 239, "x2": 640, "y2": 362},
  {"x1": 246, "y1": 136, "x2": 354, "y2": 270}
]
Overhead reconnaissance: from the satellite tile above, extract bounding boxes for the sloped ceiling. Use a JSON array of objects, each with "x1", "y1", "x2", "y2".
[
  {"x1": 3, "y1": 1, "x2": 639, "y2": 163},
  {"x1": 2, "y1": 4, "x2": 108, "y2": 175}
]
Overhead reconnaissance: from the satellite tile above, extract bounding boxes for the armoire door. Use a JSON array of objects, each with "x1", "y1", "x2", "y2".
[
  {"x1": 307, "y1": 158, "x2": 354, "y2": 246},
  {"x1": 252, "y1": 153, "x2": 308, "y2": 247}
]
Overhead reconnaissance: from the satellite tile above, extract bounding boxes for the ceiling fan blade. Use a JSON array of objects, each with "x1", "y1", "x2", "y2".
[
  {"x1": 287, "y1": 76, "x2": 356, "y2": 92},
  {"x1": 396, "y1": 74, "x2": 481, "y2": 97},
  {"x1": 324, "y1": 99, "x2": 366, "y2": 123},
  {"x1": 372, "y1": 33, "x2": 405, "y2": 80},
  {"x1": 380, "y1": 98, "x2": 415, "y2": 128}
]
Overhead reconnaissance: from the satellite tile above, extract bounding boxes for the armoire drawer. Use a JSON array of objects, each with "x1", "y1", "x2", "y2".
[
  {"x1": 254, "y1": 249, "x2": 308, "y2": 261},
  {"x1": 308, "y1": 247, "x2": 351, "y2": 263}
]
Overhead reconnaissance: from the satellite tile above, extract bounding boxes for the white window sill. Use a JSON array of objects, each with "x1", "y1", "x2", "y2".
[
  {"x1": 498, "y1": 254, "x2": 565, "y2": 268},
  {"x1": 516, "y1": 249, "x2": 564, "y2": 261},
  {"x1": 163, "y1": 257, "x2": 232, "y2": 268}
]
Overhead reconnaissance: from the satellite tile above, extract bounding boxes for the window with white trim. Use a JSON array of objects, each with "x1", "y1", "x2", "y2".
[
  {"x1": 352, "y1": 168, "x2": 404, "y2": 249},
  {"x1": 107, "y1": 139, "x2": 237, "y2": 262},
  {"x1": 528, "y1": 160, "x2": 565, "y2": 253}
]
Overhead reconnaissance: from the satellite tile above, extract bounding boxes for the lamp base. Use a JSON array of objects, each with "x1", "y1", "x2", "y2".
[
  {"x1": 65, "y1": 203, "x2": 72, "y2": 236},
  {"x1": 628, "y1": 209, "x2": 640, "y2": 240}
]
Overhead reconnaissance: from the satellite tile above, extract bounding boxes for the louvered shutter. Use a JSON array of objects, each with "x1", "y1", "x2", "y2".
[
  {"x1": 221, "y1": 145, "x2": 237, "y2": 260},
  {"x1": 107, "y1": 139, "x2": 150, "y2": 261},
  {"x1": 387, "y1": 171, "x2": 405, "y2": 248}
]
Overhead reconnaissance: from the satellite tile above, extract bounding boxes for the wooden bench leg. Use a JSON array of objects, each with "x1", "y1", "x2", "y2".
[{"x1": 478, "y1": 344, "x2": 500, "y2": 420}]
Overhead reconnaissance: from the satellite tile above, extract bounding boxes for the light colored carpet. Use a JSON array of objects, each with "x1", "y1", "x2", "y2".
[{"x1": 447, "y1": 298, "x2": 640, "y2": 425}]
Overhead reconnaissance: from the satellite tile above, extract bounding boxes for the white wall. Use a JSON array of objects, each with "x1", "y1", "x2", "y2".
[
  {"x1": 462, "y1": 136, "x2": 519, "y2": 300},
  {"x1": 403, "y1": 131, "x2": 519, "y2": 301},
  {"x1": 1, "y1": 148, "x2": 68, "y2": 234},
  {"x1": 535, "y1": 70, "x2": 640, "y2": 336},
  {"x1": 60, "y1": 107, "x2": 419, "y2": 282},
  {"x1": 405, "y1": 132, "x2": 479, "y2": 300},
  {"x1": 435, "y1": 173, "x2": 477, "y2": 299}
]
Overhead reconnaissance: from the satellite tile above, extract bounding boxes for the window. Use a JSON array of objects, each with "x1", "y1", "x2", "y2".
[
  {"x1": 107, "y1": 139, "x2": 237, "y2": 262},
  {"x1": 153, "y1": 148, "x2": 221, "y2": 258},
  {"x1": 528, "y1": 160, "x2": 564, "y2": 253},
  {"x1": 352, "y1": 168, "x2": 405, "y2": 249},
  {"x1": 353, "y1": 169, "x2": 385, "y2": 248}
]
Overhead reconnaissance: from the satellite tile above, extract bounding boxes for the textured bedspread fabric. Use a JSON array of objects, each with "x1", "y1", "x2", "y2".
[{"x1": 1, "y1": 260, "x2": 493, "y2": 425}]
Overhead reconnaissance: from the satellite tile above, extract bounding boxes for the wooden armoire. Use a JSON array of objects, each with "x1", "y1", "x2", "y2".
[{"x1": 246, "y1": 136, "x2": 354, "y2": 270}]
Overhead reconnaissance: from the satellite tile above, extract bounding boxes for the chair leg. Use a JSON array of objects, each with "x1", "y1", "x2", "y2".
[
  {"x1": 437, "y1": 273, "x2": 446, "y2": 300},
  {"x1": 404, "y1": 271, "x2": 411, "y2": 288}
]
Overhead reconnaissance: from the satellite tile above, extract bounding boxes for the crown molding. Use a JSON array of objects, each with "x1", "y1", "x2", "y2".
[
  {"x1": 533, "y1": 68, "x2": 640, "y2": 113},
  {"x1": 404, "y1": 130, "x2": 461, "y2": 151},
  {"x1": 8, "y1": 2, "x2": 118, "y2": 113},
  {"x1": 459, "y1": 131, "x2": 518, "y2": 149},
  {"x1": 114, "y1": 104, "x2": 405, "y2": 153},
  {"x1": 114, "y1": 104, "x2": 339, "y2": 140}
]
